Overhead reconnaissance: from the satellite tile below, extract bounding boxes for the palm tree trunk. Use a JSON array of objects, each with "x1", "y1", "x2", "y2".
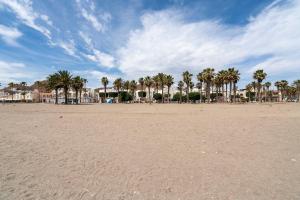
[
  {"x1": 186, "y1": 84, "x2": 189, "y2": 103},
  {"x1": 79, "y1": 90, "x2": 82, "y2": 103},
  {"x1": 55, "y1": 89, "x2": 58, "y2": 104},
  {"x1": 206, "y1": 82, "x2": 210, "y2": 104},
  {"x1": 75, "y1": 90, "x2": 78, "y2": 104},
  {"x1": 64, "y1": 88, "x2": 68, "y2": 104},
  {"x1": 148, "y1": 87, "x2": 151, "y2": 103},
  {"x1": 199, "y1": 83, "x2": 202, "y2": 103},
  {"x1": 258, "y1": 83, "x2": 261, "y2": 103},
  {"x1": 229, "y1": 82, "x2": 232, "y2": 103},
  {"x1": 167, "y1": 86, "x2": 170, "y2": 103},
  {"x1": 222, "y1": 84, "x2": 224, "y2": 103},
  {"x1": 233, "y1": 82, "x2": 236, "y2": 103},
  {"x1": 161, "y1": 85, "x2": 164, "y2": 103},
  {"x1": 225, "y1": 83, "x2": 228, "y2": 102},
  {"x1": 179, "y1": 90, "x2": 182, "y2": 104},
  {"x1": 104, "y1": 86, "x2": 107, "y2": 101}
]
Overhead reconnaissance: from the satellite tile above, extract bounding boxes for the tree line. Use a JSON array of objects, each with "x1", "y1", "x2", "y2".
[{"x1": 2, "y1": 68, "x2": 300, "y2": 104}]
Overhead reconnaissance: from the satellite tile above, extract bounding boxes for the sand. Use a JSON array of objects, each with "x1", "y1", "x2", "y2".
[{"x1": 0, "y1": 103, "x2": 300, "y2": 200}]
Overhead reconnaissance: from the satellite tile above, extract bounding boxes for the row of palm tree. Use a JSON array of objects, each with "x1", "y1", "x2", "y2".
[
  {"x1": 100, "y1": 68, "x2": 300, "y2": 104},
  {"x1": 2, "y1": 69, "x2": 299, "y2": 104},
  {"x1": 101, "y1": 73, "x2": 174, "y2": 103},
  {"x1": 47, "y1": 70, "x2": 87, "y2": 104}
]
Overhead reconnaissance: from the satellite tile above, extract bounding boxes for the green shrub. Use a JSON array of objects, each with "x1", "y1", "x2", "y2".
[
  {"x1": 120, "y1": 91, "x2": 133, "y2": 102},
  {"x1": 153, "y1": 93, "x2": 162, "y2": 101},
  {"x1": 138, "y1": 91, "x2": 146, "y2": 98}
]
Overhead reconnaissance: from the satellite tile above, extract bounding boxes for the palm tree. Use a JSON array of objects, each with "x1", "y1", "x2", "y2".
[
  {"x1": 79, "y1": 78, "x2": 87, "y2": 103},
  {"x1": 274, "y1": 81, "x2": 281, "y2": 102},
  {"x1": 34, "y1": 81, "x2": 42, "y2": 103},
  {"x1": 138, "y1": 77, "x2": 144, "y2": 92},
  {"x1": 58, "y1": 70, "x2": 73, "y2": 104},
  {"x1": 280, "y1": 80, "x2": 288, "y2": 101},
  {"x1": 253, "y1": 69, "x2": 267, "y2": 103},
  {"x1": 101, "y1": 77, "x2": 109, "y2": 101},
  {"x1": 165, "y1": 75, "x2": 174, "y2": 103},
  {"x1": 264, "y1": 82, "x2": 271, "y2": 102},
  {"x1": 251, "y1": 81, "x2": 258, "y2": 101},
  {"x1": 201, "y1": 68, "x2": 215, "y2": 103},
  {"x1": 245, "y1": 84, "x2": 253, "y2": 102},
  {"x1": 217, "y1": 70, "x2": 226, "y2": 102},
  {"x1": 47, "y1": 73, "x2": 61, "y2": 104},
  {"x1": 157, "y1": 73, "x2": 166, "y2": 103},
  {"x1": 214, "y1": 75, "x2": 222, "y2": 103},
  {"x1": 223, "y1": 70, "x2": 230, "y2": 102},
  {"x1": 144, "y1": 76, "x2": 153, "y2": 103},
  {"x1": 130, "y1": 80, "x2": 137, "y2": 101},
  {"x1": 227, "y1": 68, "x2": 236, "y2": 102},
  {"x1": 197, "y1": 72, "x2": 204, "y2": 103},
  {"x1": 113, "y1": 78, "x2": 123, "y2": 103},
  {"x1": 8, "y1": 82, "x2": 15, "y2": 102},
  {"x1": 72, "y1": 76, "x2": 82, "y2": 104},
  {"x1": 123, "y1": 80, "x2": 130, "y2": 92},
  {"x1": 152, "y1": 75, "x2": 160, "y2": 94},
  {"x1": 293, "y1": 80, "x2": 300, "y2": 102},
  {"x1": 177, "y1": 81, "x2": 184, "y2": 104},
  {"x1": 20, "y1": 82, "x2": 27, "y2": 101},
  {"x1": 182, "y1": 71, "x2": 193, "y2": 103},
  {"x1": 232, "y1": 69, "x2": 240, "y2": 103}
]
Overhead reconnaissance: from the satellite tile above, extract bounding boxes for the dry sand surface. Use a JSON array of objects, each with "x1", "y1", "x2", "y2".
[{"x1": 0, "y1": 103, "x2": 300, "y2": 200}]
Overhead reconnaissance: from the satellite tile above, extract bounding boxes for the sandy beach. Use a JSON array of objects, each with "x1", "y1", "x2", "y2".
[{"x1": 0, "y1": 103, "x2": 300, "y2": 199}]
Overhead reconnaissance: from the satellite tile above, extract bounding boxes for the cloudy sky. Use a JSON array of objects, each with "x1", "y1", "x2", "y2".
[{"x1": 0, "y1": 0, "x2": 299, "y2": 88}]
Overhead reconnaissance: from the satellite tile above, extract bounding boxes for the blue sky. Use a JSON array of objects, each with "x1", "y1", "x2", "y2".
[{"x1": 0, "y1": 0, "x2": 299, "y2": 88}]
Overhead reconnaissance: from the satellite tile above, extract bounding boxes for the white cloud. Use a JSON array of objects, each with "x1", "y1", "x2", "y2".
[
  {"x1": 57, "y1": 40, "x2": 78, "y2": 57},
  {"x1": 79, "y1": 31, "x2": 115, "y2": 68},
  {"x1": 76, "y1": 0, "x2": 111, "y2": 32},
  {"x1": 81, "y1": 8, "x2": 103, "y2": 32},
  {"x1": 0, "y1": 60, "x2": 31, "y2": 83},
  {"x1": 0, "y1": 24, "x2": 22, "y2": 46},
  {"x1": 117, "y1": 0, "x2": 300, "y2": 79},
  {"x1": 40, "y1": 14, "x2": 53, "y2": 27},
  {"x1": 0, "y1": 0, "x2": 51, "y2": 39}
]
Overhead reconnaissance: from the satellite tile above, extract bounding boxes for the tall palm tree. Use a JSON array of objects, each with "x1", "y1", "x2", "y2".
[
  {"x1": 214, "y1": 75, "x2": 222, "y2": 103},
  {"x1": 47, "y1": 73, "x2": 61, "y2": 104},
  {"x1": 20, "y1": 82, "x2": 27, "y2": 101},
  {"x1": 280, "y1": 80, "x2": 288, "y2": 101},
  {"x1": 58, "y1": 70, "x2": 73, "y2": 104},
  {"x1": 201, "y1": 68, "x2": 214, "y2": 103},
  {"x1": 217, "y1": 70, "x2": 226, "y2": 102},
  {"x1": 130, "y1": 80, "x2": 137, "y2": 101},
  {"x1": 138, "y1": 77, "x2": 144, "y2": 92},
  {"x1": 157, "y1": 73, "x2": 166, "y2": 103},
  {"x1": 34, "y1": 81, "x2": 42, "y2": 103},
  {"x1": 223, "y1": 70, "x2": 230, "y2": 102},
  {"x1": 72, "y1": 76, "x2": 82, "y2": 104},
  {"x1": 274, "y1": 81, "x2": 281, "y2": 102},
  {"x1": 79, "y1": 78, "x2": 87, "y2": 103},
  {"x1": 177, "y1": 81, "x2": 184, "y2": 104},
  {"x1": 123, "y1": 80, "x2": 130, "y2": 92},
  {"x1": 8, "y1": 82, "x2": 15, "y2": 102},
  {"x1": 264, "y1": 82, "x2": 271, "y2": 102},
  {"x1": 144, "y1": 76, "x2": 153, "y2": 103},
  {"x1": 165, "y1": 75, "x2": 174, "y2": 103},
  {"x1": 245, "y1": 84, "x2": 253, "y2": 102},
  {"x1": 227, "y1": 68, "x2": 235, "y2": 102},
  {"x1": 251, "y1": 81, "x2": 258, "y2": 101},
  {"x1": 197, "y1": 72, "x2": 203, "y2": 103},
  {"x1": 101, "y1": 77, "x2": 109, "y2": 101},
  {"x1": 253, "y1": 69, "x2": 267, "y2": 103},
  {"x1": 293, "y1": 80, "x2": 300, "y2": 102},
  {"x1": 182, "y1": 71, "x2": 193, "y2": 103},
  {"x1": 152, "y1": 75, "x2": 160, "y2": 94},
  {"x1": 232, "y1": 69, "x2": 240, "y2": 103},
  {"x1": 113, "y1": 78, "x2": 123, "y2": 103}
]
